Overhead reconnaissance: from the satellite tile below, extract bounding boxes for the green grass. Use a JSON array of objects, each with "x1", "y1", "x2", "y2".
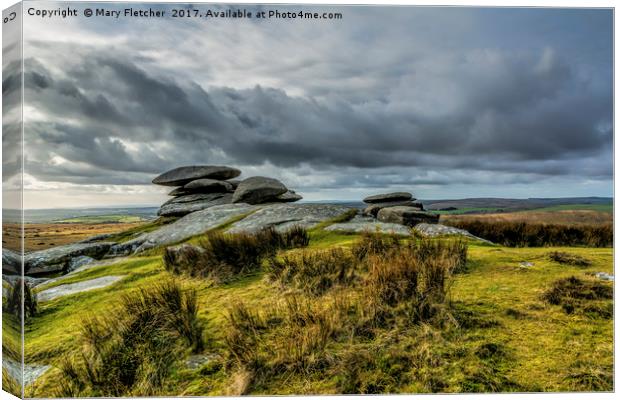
[
  {"x1": 54, "y1": 214, "x2": 150, "y2": 224},
  {"x1": 24, "y1": 223, "x2": 613, "y2": 395}
]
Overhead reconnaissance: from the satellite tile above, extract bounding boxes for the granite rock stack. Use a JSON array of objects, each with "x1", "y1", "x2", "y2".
[
  {"x1": 362, "y1": 191, "x2": 439, "y2": 226},
  {"x1": 152, "y1": 165, "x2": 302, "y2": 217}
]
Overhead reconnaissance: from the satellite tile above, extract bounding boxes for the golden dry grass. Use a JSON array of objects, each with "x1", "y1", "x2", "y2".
[
  {"x1": 3, "y1": 222, "x2": 146, "y2": 252},
  {"x1": 441, "y1": 210, "x2": 611, "y2": 226}
]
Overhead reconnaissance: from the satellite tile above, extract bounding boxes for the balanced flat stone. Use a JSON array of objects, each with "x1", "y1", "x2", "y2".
[
  {"x1": 184, "y1": 178, "x2": 233, "y2": 193},
  {"x1": 274, "y1": 190, "x2": 303, "y2": 202},
  {"x1": 37, "y1": 275, "x2": 124, "y2": 302},
  {"x1": 377, "y1": 206, "x2": 439, "y2": 227},
  {"x1": 168, "y1": 187, "x2": 194, "y2": 197},
  {"x1": 363, "y1": 192, "x2": 413, "y2": 204},
  {"x1": 158, "y1": 193, "x2": 233, "y2": 217},
  {"x1": 325, "y1": 215, "x2": 411, "y2": 236},
  {"x1": 153, "y1": 165, "x2": 241, "y2": 186},
  {"x1": 163, "y1": 193, "x2": 228, "y2": 205},
  {"x1": 413, "y1": 223, "x2": 493, "y2": 243},
  {"x1": 363, "y1": 200, "x2": 423, "y2": 217},
  {"x1": 109, "y1": 203, "x2": 260, "y2": 255},
  {"x1": 232, "y1": 176, "x2": 288, "y2": 204},
  {"x1": 24, "y1": 242, "x2": 115, "y2": 275},
  {"x1": 227, "y1": 203, "x2": 353, "y2": 233},
  {"x1": 227, "y1": 179, "x2": 241, "y2": 189}
]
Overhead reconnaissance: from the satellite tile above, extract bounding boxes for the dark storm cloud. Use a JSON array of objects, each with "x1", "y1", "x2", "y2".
[
  {"x1": 19, "y1": 6, "x2": 612, "y2": 196},
  {"x1": 22, "y1": 47, "x2": 612, "y2": 187}
]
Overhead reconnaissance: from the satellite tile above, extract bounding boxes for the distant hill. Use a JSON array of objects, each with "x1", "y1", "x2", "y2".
[
  {"x1": 3, "y1": 207, "x2": 159, "y2": 224},
  {"x1": 423, "y1": 197, "x2": 612, "y2": 213},
  {"x1": 3, "y1": 197, "x2": 611, "y2": 224}
]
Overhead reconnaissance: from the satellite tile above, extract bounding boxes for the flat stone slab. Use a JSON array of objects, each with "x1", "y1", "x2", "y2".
[
  {"x1": 232, "y1": 176, "x2": 288, "y2": 204},
  {"x1": 325, "y1": 215, "x2": 411, "y2": 235},
  {"x1": 227, "y1": 203, "x2": 353, "y2": 233},
  {"x1": 364, "y1": 192, "x2": 413, "y2": 203},
  {"x1": 3, "y1": 356, "x2": 51, "y2": 386},
  {"x1": 152, "y1": 165, "x2": 241, "y2": 186},
  {"x1": 37, "y1": 275, "x2": 124, "y2": 302},
  {"x1": 158, "y1": 193, "x2": 233, "y2": 217},
  {"x1": 275, "y1": 190, "x2": 303, "y2": 202},
  {"x1": 109, "y1": 203, "x2": 259, "y2": 255},
  {"x1": 25, "y1": 242, "x2": 115, "y2": 275},
  {"x1": 184, "y1": 178, "x2": 233, "y2": 192},
  {"x1": 594, "y1": 272, "x2": 614, "y2": 281},
  {"x1": 363, "y1": 200, "x2": 423, "y2": 217},
  {"x1": 413, "y1": 223, "x2": 493, "y2": 243},
  {"x1": 377, "y1": 206, "x2": 439, "y2": 227}
]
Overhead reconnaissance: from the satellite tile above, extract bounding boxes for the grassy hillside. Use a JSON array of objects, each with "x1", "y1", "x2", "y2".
[{"x1": 23, "y1": 216, "x2": 613, "y2": 396}]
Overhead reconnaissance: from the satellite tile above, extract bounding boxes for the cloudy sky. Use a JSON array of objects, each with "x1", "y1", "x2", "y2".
[{"x1": 3, "y1": 3, "x2": 613, "y2": 208}]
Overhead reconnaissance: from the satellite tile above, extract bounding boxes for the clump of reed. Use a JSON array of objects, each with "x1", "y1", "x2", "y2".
[
  {"x1": 541, "y1": 276, "x2": 612, "y2": 316},
  {"x1": 444, "y1": 220, "x2": 612, "y2": 247},
  {"x1": 547, "y1": 251, "x2": 592, "y2": 267},
  {"x1": 163, "y1": 226, "x2": 310, "y2": 281},
  {"x1": 56, "y1": 280, "x2": 204, "y2": 397},
  {"x1": 266, "y1": 248, "x2": 357, "y2": 296}
]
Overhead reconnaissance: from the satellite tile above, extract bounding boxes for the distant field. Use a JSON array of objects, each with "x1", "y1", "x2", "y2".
[
  {"x1": 442, "y1": 209, "x2": 612, "y2": 226},
  {"x1": 54, "y1": 215, "x2": 148, "y2": 224},
  {"x1": 432, "y1": 203, "x2": 612, "y2": 215},
  {"x1": 3, "y1": 222, "x2": 147, "y2": 252},
  {"x1": 434, "y1": 207, "x2": 507, "y2": 215},
  {"x1": 525, "y1": 203, "x2": 613, "y2": 213}
]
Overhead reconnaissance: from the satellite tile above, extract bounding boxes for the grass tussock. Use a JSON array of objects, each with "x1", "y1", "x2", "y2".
[
  {"x1": 351, "y1": 230, "x2": 401, "y2": 261},
  {"x1": 224, "y1": 295, "x2": 343, "y2": 383},
  {"x1": 444, "y1": 220, "x2": 612, "y2": 247},
  {"x1": 542, "y1": 276, "x2": 613, "y2": 316},
  {"x1": 362, "y1": 246, "x2": 455, "y2": 327},
  {"x1": 547, "y1": 251, "x2": 592, "y2": 267},
  {"x1": 56, "y1": 280, "x2": 204, "y2": 397},
  {"x1": 564, "y1": 361, "x2": 613, "y2": 391},
  {"x1": 223, "y1": 237, "x2": 470, "y2": 393},
  {"x1": 267, "y1": 248, "x2": 357, "y2": 296},
  {"x1": 163, "y1": 226, "x2": 309, "y2": 281}
]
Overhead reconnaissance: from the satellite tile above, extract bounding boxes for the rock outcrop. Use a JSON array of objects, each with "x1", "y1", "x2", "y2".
[
  {"x1": 362, "y1": 191, "x2": 424, "y2": 217},
  {"x1": 413, "y1": 223, "x2": 492, "y2": 243},
  {"x1": 226, "y1": 203, "x2": 352, "y2": 233},
  {"x1": 232, "y1": 176, "x2": 288, "y2": 204},
  {"x1": 153, "y1": 165, "x2": 302, "y2": 216},
  {"x1": 376, "y1": 205, "x2": 439, "y2": 227},
  {"x1": 325, "y1": 215, "x2": 412, "y2": 236},
  {"x1": 2, "y1": 249, "x2": 21, "y2": 275},
  {"x1": 109, "y1": 204, "x2": 259, "y2": 255},
  {"x1": 158, "y1": 193, "x2": 233, "y2": 217},
  {"x1": 37, "y1": 275, "x2": 124, "y2": 302},
  {"x1": 24, "y1": 242, "x2": 115, "y2": 275}
]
